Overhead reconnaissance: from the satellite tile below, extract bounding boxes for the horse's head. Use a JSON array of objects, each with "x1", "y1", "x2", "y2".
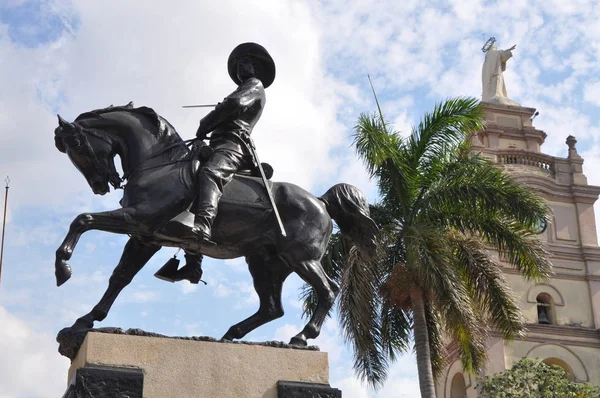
[{"x1": 54, "y1": 115, "x2": 122, "y2": 195}]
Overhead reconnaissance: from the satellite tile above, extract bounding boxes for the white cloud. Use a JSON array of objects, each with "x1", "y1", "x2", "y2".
[
  {"x1": 178, "y1": 280, "x2": 199, "y2": 295},
  {"x1": 0, "y1": 306, "x2": 69, "y2": 398},
  {"x1": 10, "y1": 223, "x2": 61, "y2": 248},
  {"x1": 583, "y1": 80, "x2": 600, "y2": 107},
  {"x1": 183, "y1": 322, "x2": 203, "y2": 336},
  {"x1": 224, "y1": 257, "x2": 247, "y2": 273},
  {"x1": 0, "y1": 287, "x2": 32, "y2": 307},
  {"x1": 336, "y1": 377, "x2": 371, "y2": 398},
  {"x1": 69, "y1": 269, "x2": 108, "y2": 285},
  {"x1": 208, "y1": 272, "x2": 258, "y2": 309},
  {"x1": 129, "y1": 290, "x2": 158, "y2": 303},
  {"x1": 213, "y1": 283, "x2": 232, "y2": 298},
  {"x1": 272, "y1": 323, "x2": 299, "y2": 343},
  {"x1": 233, "y1": 282, "x2": 259, "y2": 309}
]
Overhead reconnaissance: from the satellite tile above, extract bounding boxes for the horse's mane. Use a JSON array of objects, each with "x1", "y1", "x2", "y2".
[{"x1": 74, "y1": 101, "x2": 182, "y2": 145}]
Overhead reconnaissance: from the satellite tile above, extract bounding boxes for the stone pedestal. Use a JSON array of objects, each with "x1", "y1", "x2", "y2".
[{"x1": 63, "y1": 331, "x2": 341, "y2": 398}]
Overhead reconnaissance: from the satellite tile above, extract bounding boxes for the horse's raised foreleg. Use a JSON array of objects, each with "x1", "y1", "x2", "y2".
[
  {"x1": 221, "y1": 254, "x2": 291, "y2": 341},
  {"x1": 55, "y1": 208, "x2": 143, "y2": 286},
  {"x1": 72, "y1": 236, "x2": 160, "y2": 329}
]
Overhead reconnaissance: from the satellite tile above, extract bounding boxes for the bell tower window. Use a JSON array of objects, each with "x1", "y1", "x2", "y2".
[{"x1": 536, "y1": 293, "x2": 554, "y2": 325}]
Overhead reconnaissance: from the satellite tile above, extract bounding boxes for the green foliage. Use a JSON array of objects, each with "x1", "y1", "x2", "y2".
[
  {"x1": 301, "y1": 96, "x2": 552, "y2": 392},
  {"x1": 478, "y1": 358, "x2": 600, "y2": 398}
]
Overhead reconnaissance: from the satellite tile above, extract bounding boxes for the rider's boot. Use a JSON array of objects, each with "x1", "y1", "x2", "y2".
[
  {"x1": 154, "y1": 252, "x2": 204, "y2": 284},
  {"x1": 171, "y1": 252, "x2": 203, "y2": 284},
  {"x1": 191, "y1": 171, "x2": 221, "y2": 245}
]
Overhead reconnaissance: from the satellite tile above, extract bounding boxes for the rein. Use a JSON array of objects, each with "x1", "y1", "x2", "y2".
[
  {"x1": 120, "y1": 131, "x2": 254, "y2": 181},
  {"x1": 77, "y1": 125, "x2": 254, "y2": 187},
  {"x1": 121, "y1": 137, "x2": 199, "y2": 181}
]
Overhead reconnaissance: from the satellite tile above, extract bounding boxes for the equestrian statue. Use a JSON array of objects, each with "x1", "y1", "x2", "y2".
[{"x1": 52, "y1": 42, "x2": 378, "y2": 353}]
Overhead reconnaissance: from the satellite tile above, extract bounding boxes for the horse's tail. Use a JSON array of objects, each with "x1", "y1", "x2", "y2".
[{"x1": 319, "y1": 183, "x2": 378, "y2": 260}]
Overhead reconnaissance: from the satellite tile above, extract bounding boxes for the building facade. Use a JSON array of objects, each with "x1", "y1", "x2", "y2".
[{"x1": 436, "y1": 102, "x2": 600, "y2": 397}]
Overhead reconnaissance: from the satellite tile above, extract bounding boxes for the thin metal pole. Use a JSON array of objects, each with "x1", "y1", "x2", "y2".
[{"x1": 0, "y1": 176, "x2": 9, "y2": 287}]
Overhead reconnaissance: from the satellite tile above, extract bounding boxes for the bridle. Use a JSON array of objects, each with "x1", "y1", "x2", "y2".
[{"x1": 55, "y1": 124, "x2": 123, "y2": 189}]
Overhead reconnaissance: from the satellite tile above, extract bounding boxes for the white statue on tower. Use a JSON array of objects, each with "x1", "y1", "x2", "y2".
[{"x1": 481, "y1": 37, "x2": 520, "y2": 106}]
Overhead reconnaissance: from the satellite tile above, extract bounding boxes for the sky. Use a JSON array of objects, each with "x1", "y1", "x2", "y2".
[{"x1": 1, "y1": 1, "x2": 600, "y2": 397}]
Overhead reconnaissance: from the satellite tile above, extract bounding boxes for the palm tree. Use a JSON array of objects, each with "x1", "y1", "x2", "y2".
[{"x1": 302, "y1": 97, "x2": 552, "y2": 397}]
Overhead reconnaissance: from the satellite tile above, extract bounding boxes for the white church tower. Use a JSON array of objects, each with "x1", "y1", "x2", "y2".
[{"x1": 436, "y1": 39, "x2": 600, "y2": 397}]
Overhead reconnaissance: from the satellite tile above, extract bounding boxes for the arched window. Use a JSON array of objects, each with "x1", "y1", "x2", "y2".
[
  {"x1": 536, "y1": 293, "x2": 554, "y2": 325},
  {"x1": 450, "y1": 373, "x2": 467, "y2": 398},
  {"x1": 533, "y1": 218, "x2": 548, "y2": 234},
  {"x1": 543, "y1": 358, "x2": 575, "y2": 381}
]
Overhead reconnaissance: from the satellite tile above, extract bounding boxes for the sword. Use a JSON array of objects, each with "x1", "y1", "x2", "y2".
[{"x1": 245, "y1": 136, "x2": 287, "y2": 237}]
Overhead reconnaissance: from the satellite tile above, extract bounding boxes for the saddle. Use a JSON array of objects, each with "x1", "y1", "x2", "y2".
[
  {"x1": 158, "y1": 145, "x2": 274, "y2": 237},
  {"x1": 159, "y1": 175, "x2": 273, "y2": 240}
]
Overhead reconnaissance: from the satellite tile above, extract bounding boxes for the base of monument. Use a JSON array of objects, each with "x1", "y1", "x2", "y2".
[{"x1": 63, "y1": 330, "x2": 342, "y2": 397}]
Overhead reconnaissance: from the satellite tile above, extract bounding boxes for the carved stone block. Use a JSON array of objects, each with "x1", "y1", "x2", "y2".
[
  {"x1": 278, "y1": 380, "x2": 342, "y2": 398},
  {"x1": 62, "y1": 365, "x2": 143, "y2": 398}
]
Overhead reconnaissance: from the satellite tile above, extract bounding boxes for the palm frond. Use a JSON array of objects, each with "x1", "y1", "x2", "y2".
[
  {"x1": 353, "y1": 114, "x2": 414, "y2": 217},
  {"x1": 436, "y1": 281, "x2": 488, "y2": 374},
  {"x1": 338, "y1": 246, "x2": 388, "y2": 388},
  {"x1": 424, "y1": 301, "x2": 446, "y2": 379},
  {"x1": 406, "y1": 226, "x2": 488, "y2": 374},
  {"x1": 418, "y1": 154, "x2": 549, "y2": 230},
  {"x1": 452, "y1": 215, "x2": 551, "y2": 281},
  {"x1": 380, "y1": 292, "x2": 412, "y2": 362},
  {"x1": 402, "y1": 222, "x2": 453, "y2": 292},
  {"x1": 353, "y1": 113, "x2": 403, "y2": 176},
  {"x1": 407, "y1": 97, "x2": 483, "y2": 171},
  {"x1": 449, "y1": 233, "x2": 525, "y2": 341}
]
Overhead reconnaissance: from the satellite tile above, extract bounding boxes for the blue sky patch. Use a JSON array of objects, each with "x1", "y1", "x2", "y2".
[{"x1": 0, "y1": 1, "x2": 78, "y2": 47}]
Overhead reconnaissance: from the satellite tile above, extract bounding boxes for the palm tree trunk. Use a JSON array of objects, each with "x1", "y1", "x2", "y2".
[{"x1": 411, "y1": 288, "x2": 436, "y2": 398}]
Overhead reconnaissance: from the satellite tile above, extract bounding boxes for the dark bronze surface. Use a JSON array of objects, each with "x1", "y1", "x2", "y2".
[
  {"x1": 278, "y1": 380, "x2": 342, "y2": 398},
  {"x1": 52, "y1": 44, "x2": 377, "y2": 355},
  {"x1": 62, "y1": 365, "x2": 143, "y2": 398}
]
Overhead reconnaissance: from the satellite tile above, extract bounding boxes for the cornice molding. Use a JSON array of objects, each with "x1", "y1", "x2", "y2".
[
  {"x1": 484, "y1": 325, "x2": 600, "y2": 349},
  {"x1": 501, "y1": 267, "x2": 600, "y2": 282},
  {"x1": 481, "y1": 102, "x2": 537, "y2": 115}
]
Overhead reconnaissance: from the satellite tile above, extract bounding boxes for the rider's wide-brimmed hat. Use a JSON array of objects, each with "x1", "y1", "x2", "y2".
[{"x1": 227, "y1": 42, "x2": 275, "y2": 88}]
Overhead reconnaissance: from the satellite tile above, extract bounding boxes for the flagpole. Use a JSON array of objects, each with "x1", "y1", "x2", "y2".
[{"x1": 0, "y1": 176, "x2": 9, "y2": 288}]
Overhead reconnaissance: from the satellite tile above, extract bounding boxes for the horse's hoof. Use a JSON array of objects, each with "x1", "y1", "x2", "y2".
[
  {"x1": 56, "y1": 326, "x2": 90, "y2": 360},
  {"x1": 289, "y1": 336, "x2": 308, "y2": 347},
  {"x1": 55, "y1": 262, "x2": 72, "y2": 287},
  {"x1": 221, "y1": 328, "x2": 238, "y2": 341}
]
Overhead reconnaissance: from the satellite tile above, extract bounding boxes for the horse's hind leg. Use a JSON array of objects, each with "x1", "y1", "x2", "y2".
[
  {"x1": 72, "y1": 237, "x2": 160, "y2": 329},
  {"x1": 221, "y1": 254, "x2": 291, "y2": 341},
  {"x1": 282, "y1": 256, "x2": 336, "y2": 347}
]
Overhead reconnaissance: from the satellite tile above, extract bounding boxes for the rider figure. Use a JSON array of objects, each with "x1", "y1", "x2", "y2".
[
  {"x1": 192, "y1": 42, "x2": 276, "y2": 244},
  {"x1": 158, "y1": 42, "x2": 275, "y2": 284}
]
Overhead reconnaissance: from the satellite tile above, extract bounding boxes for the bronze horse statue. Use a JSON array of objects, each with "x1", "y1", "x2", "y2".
[{"x1": 53, "y1": 103, "x2": 377, "y2": 348}]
